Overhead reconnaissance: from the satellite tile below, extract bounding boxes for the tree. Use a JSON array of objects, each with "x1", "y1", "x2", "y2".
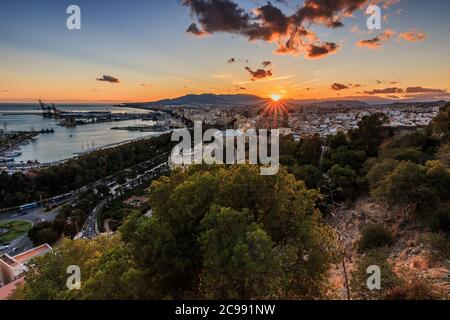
[
  {"x1": 18, "y1": 236, "x2": 122, "y2": 300},
  {"x1": 199, "y1": 206, "x2": 278, "y2": 299},
  {"x1": 371, "y1": 161, "x2": 430, "y2": 220},
  {"x1": 348, "y1": 113, "x2": 388, "y2": 158},
  {"x1": 357, "y1": 224, "x2": 394, "y2": 253},
  {"x1": 326, "y1": 164, "x2": 361, "y2": 201},
  {"x1": 350, "y1": 250, "x2": 399, "y2": 300},
  {"x1": 121, "y1": 165, "x2": 336, "y2": 299},
  {"x1": 366, "y1": 159, "x2": 399, "y2": 189}
]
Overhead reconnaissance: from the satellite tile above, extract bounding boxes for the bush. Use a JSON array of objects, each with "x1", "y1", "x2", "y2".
[
  {"x1": 350, "y1": 249, "x2": 399, "y2": 300},
  {"x1": 428, "y1": 232, "x2": 450, "y2": 260},
  {"x1": 385, "y1": 268, "x2": 446, "y2": 300},
  {"x1": 357, "y1": 224, "x2": 394, "y2": 253},
  {"x1": 430, "y1": 209, "x2": 450, "y2": 236}
]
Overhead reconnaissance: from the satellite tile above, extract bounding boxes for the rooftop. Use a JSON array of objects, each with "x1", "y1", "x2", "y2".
[{"x1": 13, "y1": 244, "x2": 52, "y2": 264}]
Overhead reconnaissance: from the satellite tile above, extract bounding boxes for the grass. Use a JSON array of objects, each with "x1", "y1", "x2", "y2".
[{"x1": 0, "y1": 220, "x2": 33, "y2": 244}]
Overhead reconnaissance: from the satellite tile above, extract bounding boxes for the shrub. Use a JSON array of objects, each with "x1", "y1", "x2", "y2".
[
  {"x1": 385, "y1": 268, "x2": 446, "y2": 300},
  {"x1": 357, "y1": 224, "x2": 394, "y2": 253},
  {"x1": 430, "y1": 209, "x2": 450, "y2": 236},
  {"x1": 428, "y1": 232, "x2": 450, "y2": 260},
  {"x1": 350, "y1": 249, "x2": 399, "y2": 300}
]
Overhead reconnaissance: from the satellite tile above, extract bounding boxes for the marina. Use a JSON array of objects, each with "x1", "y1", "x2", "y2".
[{"x1": 0, "y1": 103, "x2": 168, "y2": 169}]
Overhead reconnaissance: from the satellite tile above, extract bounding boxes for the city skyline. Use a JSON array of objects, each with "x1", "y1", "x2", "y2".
[{"x1": 0, "y1": 0, "x2": 449, "y2": 103}]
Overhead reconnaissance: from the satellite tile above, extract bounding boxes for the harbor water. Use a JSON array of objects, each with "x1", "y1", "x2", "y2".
[{"x1": 0, "y1": 104, "x2": 160, "y2": 164}]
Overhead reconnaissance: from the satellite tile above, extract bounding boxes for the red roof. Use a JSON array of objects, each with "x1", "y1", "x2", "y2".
[
  {"x1": 0, "y1": 276, "x2": 24, "y2": 300},
  {"x1": 13, "y1": 244, "x2": 52, "y2": 264}
]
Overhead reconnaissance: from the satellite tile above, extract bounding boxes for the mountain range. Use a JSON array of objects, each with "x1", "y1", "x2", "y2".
[{"x1": 120, "y1": 93, "x2": 446, "y2": 108}]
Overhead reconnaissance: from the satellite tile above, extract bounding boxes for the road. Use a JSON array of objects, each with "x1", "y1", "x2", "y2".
[
  {"x1": 1, "y1": 152, "x2": 170, "y2": 247},
  {"x1": 77, "y1": 161, "x2": 168, "y2": 239},
  {"x1": 0, "y1": 199, "x2": 71, "y2": 256}
]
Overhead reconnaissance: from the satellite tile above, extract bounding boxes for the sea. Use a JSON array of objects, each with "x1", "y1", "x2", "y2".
[{"x1": 0, "y1": 103, "x2": 161, "y2": 164}]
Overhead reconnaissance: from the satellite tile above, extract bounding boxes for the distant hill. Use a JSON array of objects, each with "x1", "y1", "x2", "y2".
[
  {"x1": 122, "y1": 94, "x2": 268, "y2": 107},
  {"x1": 120, "y1": 93, "x2": 447, "y2": 108}
]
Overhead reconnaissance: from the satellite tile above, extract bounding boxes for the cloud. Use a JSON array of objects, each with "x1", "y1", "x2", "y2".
[
  {"x1": 186, "y1": 23, "x2": 207, "y2": 36},
  {"x1": 213, "y1": 72, "x2": 232, "y2": 79},
  {"x1": 96, "y1": 75, "x2": 120, "y2": 83},
  {"x1": 245, "y1": 66, "x2": 272, "y2": 80},
  {"x1": 350, "y1": 25, "x2": 363, "y2": 34},
  {"x1": 305, "y1": 42, "x2": 339, "y2": 59},
  {"x1": 405, "y1": 87, "x2": 446, "y2": 94},
  {"x1": 237, "y1": 74, "x2": 293, "y2": 85},
  {"x1": 363, "y1": 86, "x2": 448, "y2": 96},
  {"x1": 364, "y1": 87, "x2": 403, "y2": 94},
  {"x1": 356, "y1": 29, "x2": 395, "y2": 48},
  {"x1": 140, "y1": 83, "x2": 154, "y2": 87},
  {"x1": 227, "y1": 57, "x2": 236, "y2": 64},
  {"x1": 331, "y1": 83, "x2": 349, "y2": 90},
  {"x1": 261, "y1": 60, "x2": 272, "y2": 68},
  {"x1": 398, "y1": 28, "x2": 427, "y2": 42},
  {"x1": 183, "y1": 0, "x2": 369, "y2": 58}
]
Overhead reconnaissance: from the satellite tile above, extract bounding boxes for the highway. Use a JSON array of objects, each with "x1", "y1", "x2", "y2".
[
  {"x1": 77, "y1": 161, "x2": 168, "y2": 239},
  {"x1": 1, "y1": 151, "x2": 170, "y2": 248},
  {"x1": 0, "y1": 199, "x2": 72, "y2": 256}
]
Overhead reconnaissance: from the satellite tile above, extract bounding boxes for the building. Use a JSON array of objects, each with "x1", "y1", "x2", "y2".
[{"x1": 0, "y1": 244, "x2": 52, "y2": 299}]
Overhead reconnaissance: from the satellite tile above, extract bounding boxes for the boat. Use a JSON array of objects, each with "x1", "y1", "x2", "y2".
[{"x1": 3, "y1": 151, "x2": 22, "y2": 158}]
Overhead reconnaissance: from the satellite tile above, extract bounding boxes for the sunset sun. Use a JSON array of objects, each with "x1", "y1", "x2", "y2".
[{"x1": 271, "y1": 94, "x2": 282, "y2": 102}]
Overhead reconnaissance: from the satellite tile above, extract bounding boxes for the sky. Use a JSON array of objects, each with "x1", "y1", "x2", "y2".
[{"x1": 0, "y1": 0, "x2": 449, "y2": 103}]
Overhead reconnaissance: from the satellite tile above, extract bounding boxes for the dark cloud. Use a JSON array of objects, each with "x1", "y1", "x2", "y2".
[
  {"x1": 364, "y1": 87, "x2": 404, "y2": 95},
  {"x1": 405, "y1": 87, "x2": 446, "y2": 94},
  {"x1": 331, "y1": 83, "x2": 349, "y2": 91},
  {"x1": 227, "y1": 57, "x2": 236, "y2": 64},
  {"x1": 356, "y1": 29, "x2": 395, "y2": 49},
  {"x1": 183, "y1": 0, "x2": 368, "y2": 58},
  {"x1": 245, "y1": 66, "x2": 273, "y2": 80},
  {"x1": 306, "y1": 42, "x2": 339, "y2": 58},
  {"x1": 294, "y1": 0, "x2": 367, "y2": 27},
  {"x1": 96, "y1": 75, "x2": 120, "y2": 83},
  {"x1": 186, "y1": 23, "x2": 207, "y2": 36},
  {"x1": 261, "y1": 60, "x2": 272, "y2": 68}
]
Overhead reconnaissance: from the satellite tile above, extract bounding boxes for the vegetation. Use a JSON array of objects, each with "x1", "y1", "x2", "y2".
[
  {"x1": 0, "y1": 133, "x2": 173, "y2": 209},
  {"x1": 16, "y1": 165, "x2": 336, "y2": 300},
  {"x1": 28, "y1": 191, "x2": 101, "y2": 246},
  {"x1": 0, "y1": 220, "x2": 32, "y2": 244},
  {"x1": 11, "y1": 102, "x2": 450, "y2": 300},
  {"x1": 350, "y1": 250, "x2": 399, "y2": 300},
  {"x1": 357, "y1": 224, "x2": 394, "y2": 253}
]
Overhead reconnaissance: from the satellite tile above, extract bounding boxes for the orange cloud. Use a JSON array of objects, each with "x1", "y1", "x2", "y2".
[
  {"x1": 398, "y1": 29, "x2": 427, "y2": 42},
  {"x1": 356, "y1": 29, "x2": 395, "y2": 49}
]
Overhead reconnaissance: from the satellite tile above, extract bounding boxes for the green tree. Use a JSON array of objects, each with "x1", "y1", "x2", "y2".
[
  {"x1": 199, "y1": 206, "x2": 278, "y2": 299},
  {"x1": 350, "y1": 250, "x2": 399, "y2": 300},
  {"x1": 121, "y1": 165, "x2": 336, "y2": 299}
]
